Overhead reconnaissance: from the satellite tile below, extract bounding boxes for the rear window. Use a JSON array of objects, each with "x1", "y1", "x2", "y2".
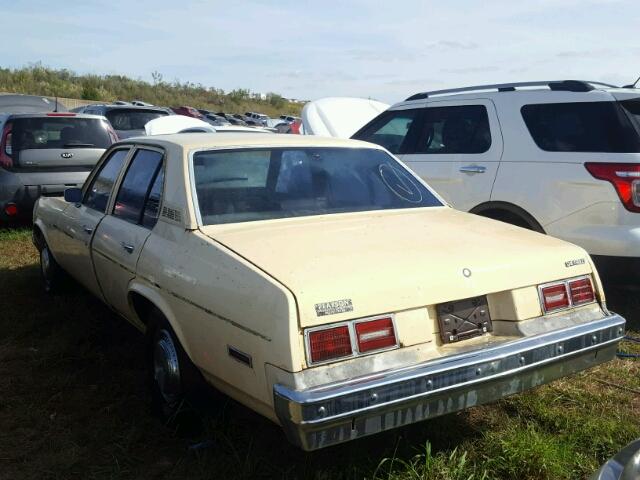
[
  {"x1": 105, "y1": 109, "x2": 167, "y2": 131},
  {"x1": 12, "y1": 117, "x2": 112, "y2": 151},
  {"x1": 353, "y1": 110, "x2": 420, "y2": 154},
  {"x1": 192, "y1": 147, "x2": 442, "y2": 225},
  {"x1": 521, "y1": 102, "x2": 640, "y2": 153},
  {"x1": 620, "y1": 99, "x2": 640, "y2": 130}
]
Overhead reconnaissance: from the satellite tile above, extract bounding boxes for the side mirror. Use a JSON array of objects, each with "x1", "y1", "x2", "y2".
[{"x1": 64, "y1": 187, "x2": 82, "y2": 204}]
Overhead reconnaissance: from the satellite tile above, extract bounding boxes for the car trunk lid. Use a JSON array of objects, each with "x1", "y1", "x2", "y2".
[{"x1": 200, "y1": 208, "x2": 593, "y2": 327}]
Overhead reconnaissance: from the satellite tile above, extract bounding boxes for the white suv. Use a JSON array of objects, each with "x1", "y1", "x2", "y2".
[{"x1": 350, "y1": 80, "x2": 640, "y2": 286}]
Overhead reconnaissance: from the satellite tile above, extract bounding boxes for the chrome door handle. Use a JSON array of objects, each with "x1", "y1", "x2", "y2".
[
  {"x1": 82, "y1": 226, "x2": 93, "y2": 234},
  {"x1": 120, "y1": 242, "x2": 134, "y2": 254},
  {"x1": 459, "y1": 165, "x2": 487, "y2": 174}
]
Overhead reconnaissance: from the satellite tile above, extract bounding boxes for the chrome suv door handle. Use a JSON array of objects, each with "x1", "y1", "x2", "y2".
[
  {"x1": 120, "y1": 242, "x2": 134, "y2": 254},
  {"x1": 82, "y1": 225, "x2": 93, "y2": 234},
  {"x1": 459, "y1": 165, "x2": 487, "y2": 174}
]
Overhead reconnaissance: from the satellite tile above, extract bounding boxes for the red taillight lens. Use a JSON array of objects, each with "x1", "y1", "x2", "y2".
[
  {"x1": 541, "y1": 283, "x2": 570, "y2": 312},
  {"x1": 585, "y1": 163, "x2": 640, "y2": 213},
  {"x1": 46, "y1": 112, "x2": 76, "y2": 116},
  {"x1": 0, "y1": 122, "x2": 13, "y2": 169},
  {"x1": 308, "y1": 325, "x2": 352, "y2": 363},
  {"x1": 569, "y1": 277, "x2": 595, "y2": 305},
  {"x1": 4, "y1": 203, "x2": 18, "y2": 217},
  {"x1": 355, "y1": 317, "x2": 397, "y2": 353}
]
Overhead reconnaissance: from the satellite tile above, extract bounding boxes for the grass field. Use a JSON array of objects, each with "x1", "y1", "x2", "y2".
[{"x1": 1, "y1": 227, "x2": 638, "y2": 480}]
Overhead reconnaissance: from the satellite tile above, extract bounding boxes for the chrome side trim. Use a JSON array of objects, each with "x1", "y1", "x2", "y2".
[{"x1": 274, "y1": 314, "x2": 625, "y2": 450}]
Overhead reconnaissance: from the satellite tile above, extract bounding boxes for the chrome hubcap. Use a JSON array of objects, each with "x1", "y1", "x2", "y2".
[{"x1": 153, "y1": 329, "x2": 181, "y2": 405}]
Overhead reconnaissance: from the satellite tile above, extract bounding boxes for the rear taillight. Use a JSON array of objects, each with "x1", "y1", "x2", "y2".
[
  {"x1": 585, "y1": 163, "x2": 640, "y2": 213},
  {"x1": 568, "y1": 277, "x2": 595, "y2": 305},
  {"x1": 46, "y1": 112, "x2": 76, "y2": 117},
  {"x1": 307, "y1": 325, "x2": 352, "y2": 364},
  {"x1": 539, "y1": 275, "x2": 596, "y2": 313},
  {"x1": 540, "y1": 283, "x2": 570, "y2": 313},
  {"x1": 355, "y1": 317, "x2": 397, "y2": 353},
  {"x1": 305, "y1": 314, "x2": 399, "y2": 365},
  {"x1": 4, "y1": 203, "x2": 18, "y2": 217},
  {"x1": 0, "y1": 122, "x2": 13, "y2": 169}
]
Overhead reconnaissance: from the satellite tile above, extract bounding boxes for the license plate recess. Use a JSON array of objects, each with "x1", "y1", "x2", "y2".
[{"x1": 437, "y1": 295, "x2": 493, "y2": 344}]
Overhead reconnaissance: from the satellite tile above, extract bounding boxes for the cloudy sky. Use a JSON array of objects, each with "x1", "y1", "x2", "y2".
[{"x1": 2, "y1": 0, "x2": 639, "y2": 103}]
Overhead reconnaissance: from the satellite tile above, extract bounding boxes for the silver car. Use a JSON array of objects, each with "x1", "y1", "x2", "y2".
[{"x1": 0, "y1": 112, "x2": 114, "y2": 221}]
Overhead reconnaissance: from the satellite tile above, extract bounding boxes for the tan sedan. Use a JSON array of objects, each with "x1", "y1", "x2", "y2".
[{"x1": 32, "y1": 133, "x2": 625, "y2": 450}]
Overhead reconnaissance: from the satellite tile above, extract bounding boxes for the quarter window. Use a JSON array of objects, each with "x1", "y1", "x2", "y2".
[
  {"x1": 413, "y1": 105, "x2": 491, "y2": 154},
  {"x1": 521, "y1": 102, "x2": 640, "y2": 153},
  {"x1": 113, "y1": 149, "x2": 163, "y2": 225},
  {"x1": 84, "y1": 149, "x2": 129, "y2": 212},
  {"x1": 142, "y1": 168, "x2": 164, "y2": 228}
]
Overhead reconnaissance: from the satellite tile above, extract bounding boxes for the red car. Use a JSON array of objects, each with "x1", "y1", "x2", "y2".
[{"x1": 171, "y1": 106, "x2": 203, "y2": 119}]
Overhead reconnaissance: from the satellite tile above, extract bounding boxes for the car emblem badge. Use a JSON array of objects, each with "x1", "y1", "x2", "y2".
[
  {"x1": 61, "y1": 152, "x2": 73, "y2": 159},
  {"x1": 462, "y1": 268, "x2": 472, "y2": 278}
]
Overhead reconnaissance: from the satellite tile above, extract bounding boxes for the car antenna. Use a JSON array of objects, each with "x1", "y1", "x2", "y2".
[
  {"x1": 54, "y1": 94, "x2": 58, "y2": 113},
  {"x1": 622, "y1": 75, "x2": 640, "y2": 89}
]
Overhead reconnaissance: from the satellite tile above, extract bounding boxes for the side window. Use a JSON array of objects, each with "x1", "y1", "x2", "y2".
[
  {"x1": 522, "y1": 102, "x2": 640, "y2": 153},
  {"x1": 413, "y1": 105, "x2": 491, "y2": 154},
  {"x1": 84, "y1": 149, "x2": 129, "y2": 212},
  {"x1": 353, "y1": 109, "x2": 421, "y2": 154},
  {"x1": 113, "y1": 149, "x2": 163, "y2": 225}
]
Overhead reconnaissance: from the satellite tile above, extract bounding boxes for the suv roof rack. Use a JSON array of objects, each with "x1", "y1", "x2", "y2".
[{"x1": 405, "y1": 80, "x2": 618, "y2": 101}]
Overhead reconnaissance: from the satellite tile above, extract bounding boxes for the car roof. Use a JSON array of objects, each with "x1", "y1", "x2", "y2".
[
  {"x1": 394, "y1": 80, "x2": 640, "y2": 107},
  {"x1": 88, "y1": 104, "x2": 169, "y2": 112},
  {"x1": 119, "y1": 132, "x2": 384, "y2": 151},
  {"x1": 5, "y1": 113, "x2": 108, "y2": 120}
]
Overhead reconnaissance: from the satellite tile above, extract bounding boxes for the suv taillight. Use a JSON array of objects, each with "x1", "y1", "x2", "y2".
[
  {"x1": 585, "y1": 163, "x2": 640, "y2": 213},
  {"x1": 0, "y1": 122, "x2": 13, "y2": 169},
  {"x1": 539, "y1": 275, "x2": 596, "y2": 313},
  {"x1": 305, "y1": 315, "x2": 399, "y2": 365},
  {"x1": 308, "y1": 325, "x2": 352, "y2": 364}
]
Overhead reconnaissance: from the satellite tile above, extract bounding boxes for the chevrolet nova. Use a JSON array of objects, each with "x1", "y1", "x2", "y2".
[{"x1": 32, "y1": 133, "x2": 626, "y2": 450}]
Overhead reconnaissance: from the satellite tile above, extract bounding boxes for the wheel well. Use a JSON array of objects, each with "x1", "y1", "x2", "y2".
[
  {"x1": 129, "y1": 292, "x2": 156, "y2": 326},
  {"x1": 470, "y1": 202, "x2": 545, "y2": 233}
]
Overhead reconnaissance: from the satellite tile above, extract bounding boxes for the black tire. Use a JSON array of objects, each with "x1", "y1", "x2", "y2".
[
  {"x1": 146, "y1": 310, "x2": 203, "y2": 422},
  {"x1": 40, "y1": 243, "x2": 65, "y2": 294}
]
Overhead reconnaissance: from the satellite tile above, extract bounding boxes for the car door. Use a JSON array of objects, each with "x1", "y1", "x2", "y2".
[
  {"x1": 91, "y1": 147, "x2": 164, "y2": 318},
  {"x1": 55, "y1": 147, "x2": 131, "y2": 298},
  {"x1": 400, "y1": 99, "x2": 503, "y2": 211}
]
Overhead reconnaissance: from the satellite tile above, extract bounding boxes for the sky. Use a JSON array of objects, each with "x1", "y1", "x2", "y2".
[{"x1": 1, "y1": 0, "x2": 639, "y2": 104}]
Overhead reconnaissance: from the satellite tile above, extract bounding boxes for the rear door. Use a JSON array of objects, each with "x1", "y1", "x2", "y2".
[
  {"x1": 400, "y1": 100, "x2": 502, "y2": 211},
  {"x1": 91, "y1": 147, "x2": 164, "y2": 318},
  {"x1": 55, "y1": 147, "x2": 131, "y2": 297}
]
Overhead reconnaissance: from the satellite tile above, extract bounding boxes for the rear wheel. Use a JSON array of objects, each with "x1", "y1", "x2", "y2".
[
  {"x1": 147, "y1": 310, "x2": 203, "y2": 422},
  {"x1": 40, "y1": 244, "x2": 65, "y2": 293}
]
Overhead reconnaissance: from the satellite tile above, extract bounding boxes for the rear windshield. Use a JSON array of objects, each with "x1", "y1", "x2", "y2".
[
  {"x1": 193, "y1": 147, "x2": 442, "y2": 225},
  {"x1": 620, "y1": 98, "x2": 640, "y2": 130},
  {"x1": 521, "y1": 101, "x2": 640, "y2": 153},
  {"x1": 12, "y1": 117, "x2": 112, "y2": 151},
  {"x1": 105, "y1": 109, "x2": 167, "y2": 131}
]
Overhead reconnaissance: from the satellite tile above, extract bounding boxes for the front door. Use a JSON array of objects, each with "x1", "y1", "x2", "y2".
[
  {"x1": 55, "y1": 148, "x2": 131, "y2": 298},
  {"x1": 91, "y1": 147, "x2": 164, "y2": 319}
]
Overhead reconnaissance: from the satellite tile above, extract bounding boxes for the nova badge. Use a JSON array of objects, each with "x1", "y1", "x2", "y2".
[
  {"x1": 61, "y1": 152, "x2": 73, "y2": 159},
  {"x1": 565, "y1": 258, "x2": 586, "y2": 268}
]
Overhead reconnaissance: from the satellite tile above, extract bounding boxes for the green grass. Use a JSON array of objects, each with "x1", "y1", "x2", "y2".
[{"x1": 1, "y1": 227, "x2": 638, "y2": 479}]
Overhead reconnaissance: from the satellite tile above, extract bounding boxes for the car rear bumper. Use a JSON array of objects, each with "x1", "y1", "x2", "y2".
[{"x1": 274, "y1": 313, "x2": 625, "y2": 451}]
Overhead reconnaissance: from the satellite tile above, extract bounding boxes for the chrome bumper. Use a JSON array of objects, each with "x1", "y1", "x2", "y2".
[{"x1": 274, "y1": 314, "x2": 625, "y2": 451}]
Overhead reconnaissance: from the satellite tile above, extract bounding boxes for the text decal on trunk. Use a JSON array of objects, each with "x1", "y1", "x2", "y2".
[
  {"x1": 565, "y1": 258, "x2": 586, "y2": 268},
  {"x1": 315, "y1": 299, "x2": 354, "y2": 317}
]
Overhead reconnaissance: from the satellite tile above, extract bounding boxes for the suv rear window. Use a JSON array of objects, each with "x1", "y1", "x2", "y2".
[
  {"x1": 521, "y1": 102, "x2": 640, "y2": 153},
  {"x1": 12, "y1": 116, "x2": 112, "y2": 151},
  {"x1": 105, "y1": 109, "x2": 167, "y2": 131}
]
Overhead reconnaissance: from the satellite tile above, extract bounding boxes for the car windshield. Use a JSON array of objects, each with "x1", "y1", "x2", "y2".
[
  {"x1": 12, "y1": 116, "x2": 112, "y2": 151},
  {"x1": 192, "y1": 147, "x2": 442, "y2": 225},
  {"x1": 105, "y1": 109, "x2": 167, "y2": 131}
]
